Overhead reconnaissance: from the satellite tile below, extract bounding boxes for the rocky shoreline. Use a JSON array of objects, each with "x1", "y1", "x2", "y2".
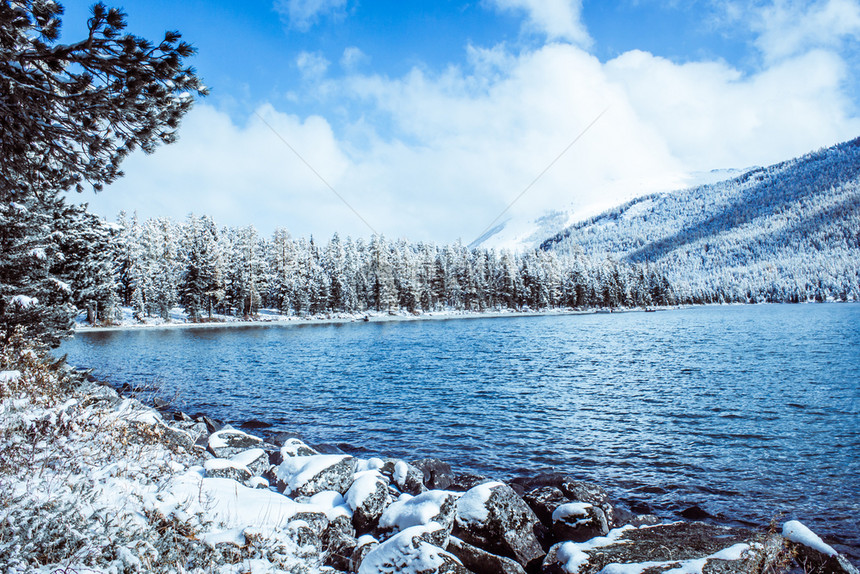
[{"x1": 1, "y1": 361, "x2": 857, "y2": 574}]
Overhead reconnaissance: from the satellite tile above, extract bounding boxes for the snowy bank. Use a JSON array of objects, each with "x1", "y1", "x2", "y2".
[
  {"x1": 0, "y1": 345, "x2": 856, "y2": 574},
  {"x1": 73, "y1": 305, "x2": 670, "y2": 333}
]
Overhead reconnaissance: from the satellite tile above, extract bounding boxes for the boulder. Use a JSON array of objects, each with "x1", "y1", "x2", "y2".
[
  {"x1": 412, "y1": 458, "x2": 455, "y2": 490},
  {"x1": 612, "y1": 506, "x2": 661, "y2": 528},
  {"x1": 194, "y1": 414, "x2": 222, "y2": 434},
  {"x1": 276, "y1": 454, "x2": 357, "y2": 497},
  {"x1": 358, "y1": 523, "x2": 469, "y2": 574},
  {"x1": 449, "y1": 473, "x2": 493, "y2": 492},
  {"x1": 346, "y1": 470, "x2": 392, "y2": 533},
  {"x1": 381, "y1": 459, "x2": 427, "y2": 496},
  {"x1": 203, "y1": 458, "x2": 252, "y2": 483},
  {"x1": 207, "y1": 426, "x2": 263, "y2": 458},
  {"x1": 550, "y1": 502, "x2": 609, "y2": 543},
  {"x1": 351, "y1": 535, "x2": 380, "y2": 572},
  {"x1": 323, "y1": 514, "x2": 358, "y2": 571},
  {"x1": 171, "y1": 420, "x2": 208, "y2": 444},
  {"x1": 290, "y1": 511, "x2": 331, "y2": 536},
  {"x1": 513, "y1": 474, "x2": 617, "y2": 528},
  {"x1": 447, "y1": 535, "x2": 527, "y2": 574},
  {"x1": 523, "y1": 486, "x2": 569, "y2": 526},
  {"x1": 541, "y1": 522, "x2": 778, "y2": 574},
  {"x1": 280, "y1": 437, "x2": 320, "y2": 458},
  {"x1": 454, "y1": 481, "x2": 545, "y2": 569},
  {"x1": 239, "y1": 418, "x2": 272, "y2": 430},
  {"x1": 378, "y1": 491, "x2": 458, "y2": 540},
  {"x1": 229, "y1": 448, "x2": 270, "y2": 477},
  {"x1": 782, "y1": 520, "x2": 860, "y2": 574}
]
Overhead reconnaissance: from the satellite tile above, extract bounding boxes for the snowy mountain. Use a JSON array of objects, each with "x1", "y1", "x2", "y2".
[
  {"x1": 471, "y1": 168, "x2": 749, "y2": 252},
  {"x1": 541, "y1": 137, "x2": 860, "y2": 303}
]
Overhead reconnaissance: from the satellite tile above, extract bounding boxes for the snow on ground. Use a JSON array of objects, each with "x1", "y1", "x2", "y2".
[
  {"x1": 0, "y1": 343, "x2": 338, "y2": 573},
  {"x1": 75, "y1": 305, "x2": 615, "y2": 334},
  {"x1": 783, "y1": 520, "x2": 837, "y2": 557}
]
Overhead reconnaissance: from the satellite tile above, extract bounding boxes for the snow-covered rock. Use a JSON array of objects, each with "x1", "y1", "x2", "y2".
[
  {"x1": 358, "y1": 523, "x2": 467, "y2": 574},
  {"x1": 203, "y1": 457, "x2": 252, "y2": 482},
  {"x1": 447, "y1": 535, "x2": 527, "y2": 574},
  {"x1": 454, "y1": 481, "x2": 545, "y2": 569},
  {"x1": 541, "y1": 522, "x2": 766, "y2": 574},
  {"x1": 207, "y1": 426, "x2": 264, "y2": 458},
  {"x1": 322, "y1": 514, "x2": 357, "y2": 570},
  {"x1": 281, "y1": 437, "x2": 320, "y2": 458},
  {"x1": 782, "y1": 521, "x2": 859, "y2": 574},
  {"x1": 230, "y1": 447, "x2": 270, "y2": 477},
  {"x1": 346, "y1": 470, "x2": 392, "y2": 533},
  {"x1": 377, "y1": 490, "x2": 458, "y2": 540},
  {"x1": 412, "y1": 458, "x2": 455, "y2": 490},
  {"x1": 276, "y1": 454, "x2": 357, "y2": 497},
  {"x1": 381, "y1": 458, "x2": 427, "y2": 496},
  {"x1": 515, "y1": 475, "x2": 617, "y2": 528},
  {"x1": 551, "y1": 502, "x2": 609, "y2": 543}
]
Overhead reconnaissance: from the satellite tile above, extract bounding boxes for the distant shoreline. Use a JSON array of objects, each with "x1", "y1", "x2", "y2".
[
  {"x1": 72, "y1": 306, "x2": 662, "y2": 333},
  {"x1": 73, "y1": 300, "x2": 857, "y2": 334}
]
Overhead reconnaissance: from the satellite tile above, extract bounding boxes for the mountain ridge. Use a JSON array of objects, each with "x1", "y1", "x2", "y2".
[{"x1": 540, "y1": 136, "x2": 860, "y2": 303}]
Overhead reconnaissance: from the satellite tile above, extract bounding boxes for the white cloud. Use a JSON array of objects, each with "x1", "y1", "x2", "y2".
[
  {"x1": 340, "y1": 46, "x2": 368, "y2": 70},
  {"x1": 296, "y1": 51, "x2": 330, "y2": 79},
  {"x1": 274, "y1": 0, "x2": 347, "y2": 31},
  {"x1": 725, "y1": 0, "x2": 860, "y2": 62},
  {"x1": 487, "y1": 0, "x2": 592, "y2": 46},
  {"x1": 79, "y1": 35, "x2": 860, "y2": 245}
]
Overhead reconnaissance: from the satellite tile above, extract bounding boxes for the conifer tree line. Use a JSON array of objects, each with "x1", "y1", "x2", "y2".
[{"x1": 102, "y1": 213, "x2": 679, "y2": 323}]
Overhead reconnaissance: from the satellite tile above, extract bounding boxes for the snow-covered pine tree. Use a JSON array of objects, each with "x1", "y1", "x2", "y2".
[
  {"x1": 0, "y1": 1, "x2": 204, "y2": 344},
  {"x1": 52, "y1": 203, "x2": 118, "y2": 325},
  {"x1": 178, "y1": 215, "x2": 224, "y2": 321},
  {"x1": 0, "y1": 195, "x2": 73, "y2": 347}
]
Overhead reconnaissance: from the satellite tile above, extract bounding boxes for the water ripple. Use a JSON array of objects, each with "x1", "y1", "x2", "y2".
[{"x1": 61, "y1": 304, "x2": 860, "y2": 557}]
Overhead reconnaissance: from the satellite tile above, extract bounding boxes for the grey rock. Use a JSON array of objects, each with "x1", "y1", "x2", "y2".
[
  {"x1": 229, "y1": 448, "x2": 270, "y2": 477},
  {"x1": 280, "y1": 437, "x2": 320, "y2": 458},
  {"x1": 785, "y1": 535, "x2": 860, "y2": 574},
  {"x1": 541, "y1": 522, "x2": 776, "y2": 574},
  {"x1": 323, "y1": 515, "x2": 357, "y2": 571},
  {"x1": 292, "y1": 511, "x2": 331, "y2": 536},
  {"x1": 314, "y1": 443, "x2": 346, "y2": 454},
  {"x1": 412, "y1": 458, "x2": 455, "y2": 490},
  {"x1": 381, "y1": 459, "x2": 427, "y2": 496},
  {"x1": 447, "y1": 535, "x2": 527, "y2": 574},
  {"x1": 377, "y1": 491, "x2": 458, "y2": 541},
  {"x1": 358, "y1": 524, "x2": 469, "y2": 574},
  {"x1": 172, "y1": 420, "x2": 208, "y2": 444},
  {"x1": 351, "y1": 537, "x2": 379, "y2": 572},
  {"x1": 515, "y1": 474, "x2": 617, "y2": 528},
  {"x1": 276, "y1": 455, "x2": 357, "y2": 497},
  {"x1": 346, "y1": 472, "x2": 392, "y2": 534},
  {"x1": 455, "y1": 482, "x2": 545, "y2": 570},
  {"x1": 551, "y1": 503, "x2": 609, "y2": 543},
  {"x1": 207, "y1": 426, "x2": 263, "y2": 458},
  {"x1": 613, "y1": 506, "x2": 660, "y2": 528},
  {"x1": 449, "y1": 473, "x2": 494, "y2": 492},
  {"x1": 523, "y1": 486, "x2": 569, "y2": 526},
  {"x1": 204, "y1": 461, "x2": 252, "y2": 483},
  {"x1": 195, "y1": 414, "x2": 222, "y2": 434}
]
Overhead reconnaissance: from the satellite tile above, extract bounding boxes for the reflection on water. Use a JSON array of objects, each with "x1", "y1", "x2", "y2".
[{"x1": 61, "y1": 304, "x2": 860, "y2": 556}]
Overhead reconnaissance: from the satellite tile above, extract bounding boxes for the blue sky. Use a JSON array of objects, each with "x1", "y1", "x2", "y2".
[{"x1": 64, "y1": 0, "x2": 860, "y2": 245}]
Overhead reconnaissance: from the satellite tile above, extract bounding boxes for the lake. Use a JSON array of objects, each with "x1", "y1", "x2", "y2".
[{"x1": 59, "y1": 304, "x2": 860, "y2": 557}]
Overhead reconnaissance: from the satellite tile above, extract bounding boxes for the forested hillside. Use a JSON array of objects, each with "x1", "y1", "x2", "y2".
[
  {"x1": 83, "y1": 214, "x2": 677, "y2": 324},
  {"x1": 541, "y1": 137, "x2": 860, "y2": 303}
]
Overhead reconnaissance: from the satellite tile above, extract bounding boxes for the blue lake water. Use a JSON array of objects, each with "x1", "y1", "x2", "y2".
[{"x1": 59, "y1": 304, "x2": 860, "y2": 556}]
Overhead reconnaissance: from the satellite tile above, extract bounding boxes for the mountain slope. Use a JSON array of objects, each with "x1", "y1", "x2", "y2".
[
  {"x1": 470, "y1": 169, "x2": 748, "y2": 252},
  {"x1": 541, "y1": 137, "x2": 860, "y2": 303}
]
